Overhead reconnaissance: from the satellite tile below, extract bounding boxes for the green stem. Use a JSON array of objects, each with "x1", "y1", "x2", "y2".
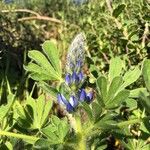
[
  {"x1": 0, "y1": 130, "x2": 39, "y2": 143},
  {"x1": 78, "y1": 136, "x2": 86, "y2": 150},
  {"x1": 74, "y1": 115, "x2": 86, "y2": 150}
]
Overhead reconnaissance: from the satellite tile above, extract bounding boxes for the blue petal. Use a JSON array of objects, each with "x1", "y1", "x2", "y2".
[
  {"x1": 65, "y1": 74, "x2": 71, "y2": 85},
  {"x1": 66, "y1": 103, "x2": 74, "y2": 112},
  {"x1": 76, "y1": 60, "x2": 82, "y2": 68},
  {"x1": 72, "y1": 72, "x2": 79, "y2": 83},
  {"x1": 57, "y1": 94, "x2": 68, "y2": 105},
  {"x1": 86, "y1": 92, "x2": 93, "y2": 103},
  {"x1": 78, "y1": 71, "x2": 84, "y2": 81},
  {"x1": 79, "y1": 89, "x2": 86, "y2": 102},
  {"x1": 69, "y1": 96, "x2": 78, "y2": 107}
]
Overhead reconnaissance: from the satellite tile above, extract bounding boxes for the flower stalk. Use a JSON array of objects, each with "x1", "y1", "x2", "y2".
[{"x1": 74, "y1": 115, "x2": 86, "y2": 150}]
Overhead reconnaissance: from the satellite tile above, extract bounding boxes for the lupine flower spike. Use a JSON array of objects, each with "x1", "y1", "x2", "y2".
[
  {"x1": 57, "y1": 33, "x2": 93, "y2": 113},
  {"x1": 66, "y1": 33, "x2": 86, "y2": 73}
]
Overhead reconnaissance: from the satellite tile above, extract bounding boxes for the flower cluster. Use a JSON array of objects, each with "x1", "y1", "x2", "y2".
[
  {"x1": 57, "y1": 33, "x2": 93, "y2": 113},
  {"x1": 66, "y1": 33, "x2": 85, "y2": 73},
  {"x1": 58, "y1": 72, "x2": 93, "y2": 112},
  {"x1": 65, "y1": 71, "x2": 84, "y2": 86}
]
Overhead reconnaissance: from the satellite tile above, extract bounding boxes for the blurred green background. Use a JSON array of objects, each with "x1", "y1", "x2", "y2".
[{"x1": 0, "y1": 0, "x2": 149, "y2": 99}]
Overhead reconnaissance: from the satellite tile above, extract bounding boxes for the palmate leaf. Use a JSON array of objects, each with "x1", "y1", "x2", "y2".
[
  {"x1": 28, "y1": 95, "x2": 53, "y2": 129},
  {"x1": 24, "y1": 63, "x2": 53, "y2": 80},
  {"x1": 137, "y1": 59, "x2": 150, "y2": 115},
  {"x1": 34, "y1": 116, "x2": 69, "y2": 148},
  {"x1": 16, "y1": 95, "x2": 53, "y2": 130},
  {"x1": 125, "y1": 98, "x2": 137, "y2": 110},
  {"x1": 96, "y1": 75, "x2": 129, "y2": 109},
  {"x1": 81, "y1": 102, "x2": 93, "y2": 121},
  {"x1": 42, "y1": 41, "x2": 62, "y2": 75},
  {"x1": 25, "y1": 41, "x2": 62, "y2": 81},
  {"x1": 96, "y1": 57, "x2": 140, "y2": 110}
]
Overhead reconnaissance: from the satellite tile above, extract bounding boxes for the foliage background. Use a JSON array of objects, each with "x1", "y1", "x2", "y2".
[{"x1": 0, "y1": 0, "x2": 150, "y2": 149}]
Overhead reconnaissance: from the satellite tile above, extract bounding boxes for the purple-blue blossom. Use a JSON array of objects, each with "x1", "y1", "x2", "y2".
[
  {"x1": 79, "y1": 89, "x2": 93, "y2": 103},
  {"x1": 57, "y1": 89, "x2": 93, "y2": 112},
  {"x1": 65, "y1": 71, "x2": 84, "y2": 86},
  {"x1": 57, "y1": 94, "x2": 78, "y2": 112},
  {"x1": 57, "y1": 33, "x2": 93, "y2": 113}
]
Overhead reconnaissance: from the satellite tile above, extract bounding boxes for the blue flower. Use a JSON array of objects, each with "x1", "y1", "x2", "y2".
[
  {"x1": 57, "y1": 94, "x2": 68, "y2": 106},
  {"x1": 69, "y1": 96, "x2": 78, "y2": 108},
  {"x1": 57, "y1": 33, "x2": 93, "y2": 113},
  {"x1": 79, "y1": 89, "x2": 86, "y2": 102},
  {"x1": 65, "y1": 73, "x2": 71, "y2": 85},
  {"x1": 72, "y1": 72, "x2": 79, "y2": 83},
  {"x1": 65, "y1": 71, "x2": 84, "y2": 86},
  {"x1": 78, "y1": 71, "x2": 84, "y2": 81},
  {"x1": 57, "y1": 94, "x2": 78, "y2": 112},
  {"x1": 4, "y1": 0, "x2": 13, "y2": 4},
  {"x1": 86, "y1": 91, "x2": 93, "y2": 103},
  {"x1": 72, "y1": 0, "x2": 88, "y2": 5},
  {"x1": 79, "y1": 89, "x2": 93, "y2": 103}
]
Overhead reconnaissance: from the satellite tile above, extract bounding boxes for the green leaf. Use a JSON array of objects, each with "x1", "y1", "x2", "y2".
[
  {"x1": 130, "y1": 34, "x2": 139, "y2": 41},
  {"x1": 92, "y1": 102, "x2": 102, "y2": 121},
  {"x1": 34, "y1": 138, "x2": 51, "y2": 149},
  {"x1": 106, "y1": 89, "x2": 130, "y2": 109},
  {"x1": 130, "y1": 88, "x2": 149, "y2": 98},
  {"x1": 121, "y1": 66, "x2": 141, "y2": 90},
  {"x1": 42, "y1": 41, "x2": 62, "y2": 75},
  {"x1": 37, "y1": 96, "x2": 53, "y2": 128},
  {"x1": 125, "y1": 98, "x2": 137, "y2": 110},
  {"x1": 24, "y1": 63, "x2": 53, "y2": 80},
  {"x1": 82, "y1": 102, "x2": 93, "y2": 121},
  {"x1": 112, "y1": 4, "x2": 126, "y2": 18},
  {"x1": 139, "y1": 92, "x2": 150, "y2": 115},
  {"x1": 41, "y1": 100, "x2": 53, "y2": 126},
  {"x1": 35, "y1": 95, "x2": 52, "y2": 129},
  {"x1": 38, "y1": 81, "x2": 58, "y2": 100},
  {"x1": 29, "y1": 72, "x2": 52, "y2": 81},
  {"x1": 96, "y1": 76, "x2": 107, "y2": 102},
  {"x1": 106, "y1": 76, "x2": 123, "y2": 102},
  {"x1": 94, "y1": 113, "x2": 118, "y2": 129},
  {"x1": 17, "y1": 95, "x2": 53, "y2": 130},
  {"x1": 41, "y1": 116, "x2": 69, "y2": 145},
  {"x1": 142, "y1": 59, "x2": 150, "y2": 92},
  {"x1": 0, "y1": 94, "x2": 15, "y2": 122},
  {"x1": 108, "y1": 57, "x2": 124, "y2": 81},
  {"x1": 5, "y1": 141, "x2": 13, "y2": 150},
  {"x1": 42, "y1": 124, "x2": 59, "y2": 141},
  {"x1": 28, "y1": 50, "x2": 61, "y2": 80},
  {"x1": 96, "y1": 93, "x2": 105, "y2": 107}
]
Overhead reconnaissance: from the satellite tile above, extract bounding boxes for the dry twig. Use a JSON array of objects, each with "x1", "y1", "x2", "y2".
[{"x1": 1, "y1": 9, "x2": 61, "y2": 24}]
